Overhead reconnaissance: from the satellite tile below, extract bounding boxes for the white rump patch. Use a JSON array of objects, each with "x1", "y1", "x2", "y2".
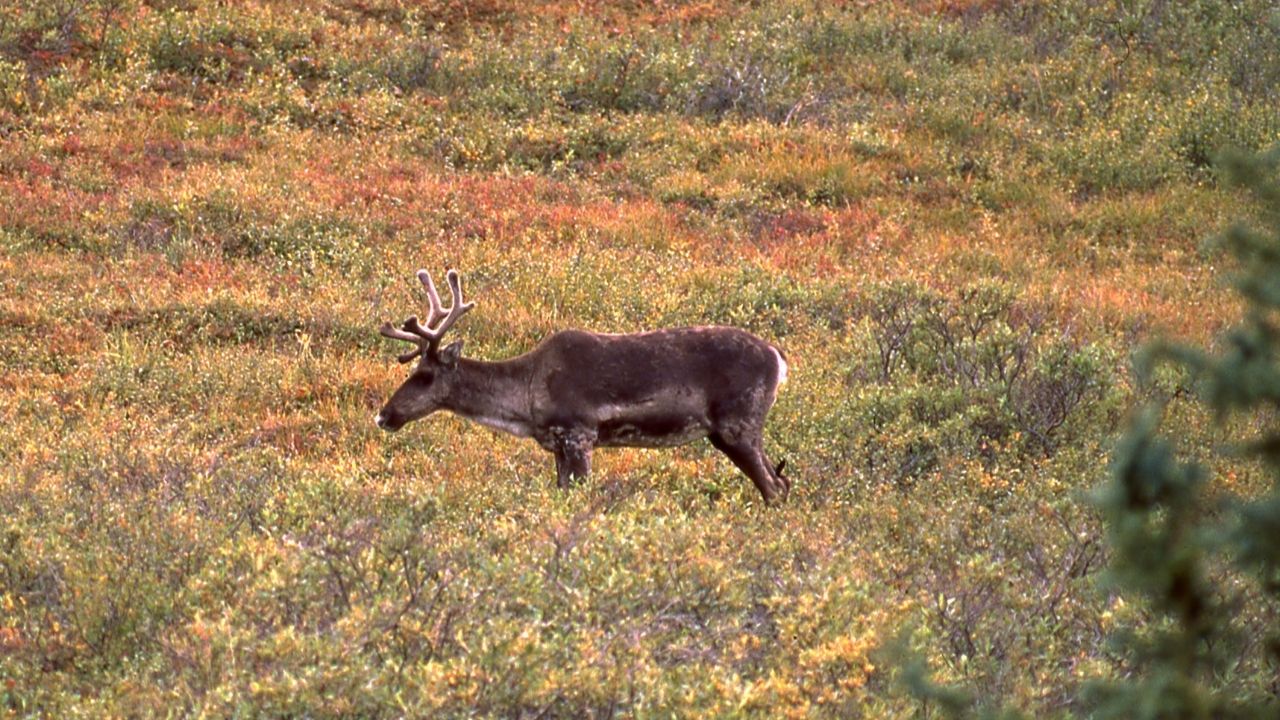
[{"x1": 772, "y1": 347, "x2": 788, "y2": 386}]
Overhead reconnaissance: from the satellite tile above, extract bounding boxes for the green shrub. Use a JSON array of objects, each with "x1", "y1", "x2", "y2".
[
  {"x1": 854, "y1": 280, "x2": 1113, "y2": 482},
  {"x1": 124, "y1": 193, "x2": 370, "y2": 272},
  {"x1": 1090, "y1": 147, "x2": 1280, "y2": 718},
  {"x1": 897, "y1": 147, "x2": 1280, "y2": 720},
  {"x1": 146, "y1": 7, "x2": 315, "y2": 84}
]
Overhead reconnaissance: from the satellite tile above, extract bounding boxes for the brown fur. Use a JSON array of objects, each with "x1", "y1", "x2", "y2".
[
  {"x1": 376, "y1": 270, "x2": 789, "y2": 503},
  {"x1": 378, "y1": 326, "x2": 790, "y2": 503}
]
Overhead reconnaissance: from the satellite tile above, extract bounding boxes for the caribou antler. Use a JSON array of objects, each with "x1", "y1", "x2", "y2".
[{"x1": 380, "y1": 269, "x2": 476, "y2": 363}]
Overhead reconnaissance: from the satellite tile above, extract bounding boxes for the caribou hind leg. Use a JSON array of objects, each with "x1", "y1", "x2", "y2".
[{"x1": 709, "y1": 431, "x2": 788, "y2": 504}]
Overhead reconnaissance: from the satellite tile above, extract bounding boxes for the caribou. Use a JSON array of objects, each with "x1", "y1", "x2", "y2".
[{"x1": 375, "y1": 269, "x2": 790, "y2": 503}]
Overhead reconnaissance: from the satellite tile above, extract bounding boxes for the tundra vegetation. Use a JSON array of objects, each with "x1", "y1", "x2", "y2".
[{"x1": 1, "y1": 0, "x2": 1278, "y2": 716}]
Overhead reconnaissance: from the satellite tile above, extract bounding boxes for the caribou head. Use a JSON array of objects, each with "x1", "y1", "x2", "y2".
[{"x1": 374, "y1": 269, "x2": 474, "y2": 432}]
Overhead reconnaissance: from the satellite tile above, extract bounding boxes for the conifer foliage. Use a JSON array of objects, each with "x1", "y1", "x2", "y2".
[{"x1": 1095, "y1": 148, "x2": 1280, "y2": 718}]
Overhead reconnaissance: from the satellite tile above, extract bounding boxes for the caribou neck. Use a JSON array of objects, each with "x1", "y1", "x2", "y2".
[{"x1": 442, "y1": 356, "x2": 534, "y2": 436}]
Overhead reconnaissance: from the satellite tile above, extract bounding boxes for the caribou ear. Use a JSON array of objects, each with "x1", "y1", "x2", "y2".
[{"x1": 439, "y1": 340, "x2": 464, "y2": 366}]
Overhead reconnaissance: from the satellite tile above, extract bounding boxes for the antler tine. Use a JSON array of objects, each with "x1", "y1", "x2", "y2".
[
  {"x1": 417, "y1": 269, "x2": 447, "y2": 326},
  {"x1": 420, "y1": 268, "x2": 475, "y2": 340},
  {"x1": 380, "y1": 268, "x2": 477, "y2": 363},
  {"x1": 380, "y1": 321, "x2": 422, "y2": 343},
  {"x1": 379, "y1": 321, "x2": 427, "y2": 364}
]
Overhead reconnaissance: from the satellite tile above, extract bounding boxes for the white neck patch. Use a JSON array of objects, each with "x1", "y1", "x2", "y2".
[{"x1": 467, "y1": 413, "x2": 533, "y2": 438}]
